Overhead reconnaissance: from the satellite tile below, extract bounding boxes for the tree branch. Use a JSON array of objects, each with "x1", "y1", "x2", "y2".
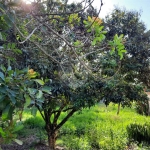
[{"x1": 54, "y1": 109, "x2": 77, "y2": 132}]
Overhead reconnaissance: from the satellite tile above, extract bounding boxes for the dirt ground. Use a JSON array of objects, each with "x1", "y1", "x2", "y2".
[
  {"x1": 1, "y1": 135, "x2": 49, "y2": 150},
  {"x1": 1, "y1": 135, "x2": 65, "y2": 150}
]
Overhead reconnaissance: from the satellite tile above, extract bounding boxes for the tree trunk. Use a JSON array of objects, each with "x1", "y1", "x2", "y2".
[
  {"x1": 48, "y1": 132, "x2": 57, "y2": 150},
  {"x1": 46, "y1": 125, "x2": 57, "y2": 150},
  {"x1": 117, "y1": 103, "x2": 121, "y2": 115},
  {"x1": 148, "y1": 100, "x2": 150, "y2": 116}
]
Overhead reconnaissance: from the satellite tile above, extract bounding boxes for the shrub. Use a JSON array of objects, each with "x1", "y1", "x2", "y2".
[
  {"x1": 23, "y1": 117, "x2": 45, "y2": 129},
  {"x1": 135, "y1": 100, "x2": 149, "y2": 116},
  {"x1": 61, "y1": 134, "x2": 91, "y2": 150},
  {"x1": 127, "y1": 122, "x2": 150, "y2": 143}
]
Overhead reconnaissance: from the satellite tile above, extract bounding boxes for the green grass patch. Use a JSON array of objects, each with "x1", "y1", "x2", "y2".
[{"x1": 19, "y1": 103, "x2": 150, "y2": 149}]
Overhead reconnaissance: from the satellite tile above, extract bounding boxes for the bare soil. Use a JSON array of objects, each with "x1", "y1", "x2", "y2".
[{"x1": 1, "y1": 128, "x2": 65, "y2": 150}]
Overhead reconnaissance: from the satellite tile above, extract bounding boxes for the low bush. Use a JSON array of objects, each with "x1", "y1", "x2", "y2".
[
  {"x1": 135, "y1": 100, "x2": 149, "y2": 116},
  {"x1": 127, "y1": 122, "x2": 150, "y2": 144},
  {"x1": 23, "y1": 117, "x2": 45, "y2": 129}
]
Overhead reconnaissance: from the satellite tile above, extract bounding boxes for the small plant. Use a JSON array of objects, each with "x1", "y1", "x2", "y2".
[
  {"x1": 127, "y1": 122, "x2": 150, "y2": 144},
  {"x1": 135, "y1": 100, "x2": 149, "y2": 116},
  {"x1": 0, "y1": 120, "x2": 24, "y2": 145},
  {"x1": 62, "y1": 134, "x2": 91, "y2": 150},
  {"x1": 23, "y1": 117, "x2": 45, "y2": 129}
]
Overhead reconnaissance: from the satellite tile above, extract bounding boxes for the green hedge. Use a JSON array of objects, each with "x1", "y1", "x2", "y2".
[{"x1": 127, "y1": 122, "x2": 150, "y2": 143}]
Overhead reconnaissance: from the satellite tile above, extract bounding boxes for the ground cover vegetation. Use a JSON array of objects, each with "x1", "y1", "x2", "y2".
[
  {"x1": 2, "y1": 104, "x2": 150, "y2": 150},
  {"x1": 0, "y1": 0, "x2": 150, "y2": 149}
]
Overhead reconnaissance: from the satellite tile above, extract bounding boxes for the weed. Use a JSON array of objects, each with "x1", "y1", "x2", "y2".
[{"x1": 19, "y1": 103, "x2": 150, "y2": 149}]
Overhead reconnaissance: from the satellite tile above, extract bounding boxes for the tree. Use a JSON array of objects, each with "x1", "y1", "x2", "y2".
[
  {"x1": 99, "y1": 8, "x2": 150, "y2": 111},
  {"x1": 104, "y1": 8, "x2": 150, "y2": 85},
  {"x1": 0, "y1": 1, "x2": 130, "y2": 149}
]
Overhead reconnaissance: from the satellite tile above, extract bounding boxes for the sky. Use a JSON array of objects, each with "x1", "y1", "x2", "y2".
[
  {"x1": 25, "y1": 0, "x2": 150, "y2": 30},
  {"x1": 92, "y1": 0, "x2": 150, "y2": 30}
]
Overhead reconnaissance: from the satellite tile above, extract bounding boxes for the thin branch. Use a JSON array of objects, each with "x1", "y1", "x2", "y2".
[
  {"x1": 85, "y1": 0, "x2": 103, "y2": 32},
  {"x1": 19, "y1": 26, "x2": 39, "y2": 44},
  {"x1": 37, "y1": 106, "x2": 45, "y2": 120},
  {"x1": 31, "y1": 41, "x2": 60, "y2": 64},
  {"x1": 33, "y1": 0, "x2": 95, "y2": 17},
  {"x1": 54, "y1": 109, "x2": 76, "y2": 132}
]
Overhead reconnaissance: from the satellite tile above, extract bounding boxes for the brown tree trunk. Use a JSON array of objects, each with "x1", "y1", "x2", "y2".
[
  {"x1": 48, "y1": 131, "x2": 57, "y2": 150},
  {"x1": 148, "y1": 100, "x2": 150, "y2": 116},
  {"x1": 45, "y1": 124, "x2": 57, "y2": 150},
  {"x1": 117, "y1": 103, "x2": 121, "y2": 115}
]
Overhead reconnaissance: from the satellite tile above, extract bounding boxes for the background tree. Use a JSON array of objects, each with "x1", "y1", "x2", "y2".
[
  {"x1": 0, "y1": 0, "x2": 113, "y2": 149},
  {"x1": 98, "y1": 8, "x2": 150, "y2": 112}
]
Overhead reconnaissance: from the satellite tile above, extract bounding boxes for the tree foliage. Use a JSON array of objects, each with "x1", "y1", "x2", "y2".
[
  {"x1": 98, "y1": 8, "x2": 149, "y2": 107},
  {"x1": 0, "y1": 1, "x2": 149, "y2": 149}
]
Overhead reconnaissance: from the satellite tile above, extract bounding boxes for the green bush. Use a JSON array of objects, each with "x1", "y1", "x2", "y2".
[
  {"x1": 135, "y1": 100, "x2": 149, "y2": 116},
  {"x1": 61, "y1": 134, "x2": 91, "y2": 150},
  {"x1": 23, "y1": 117, "x2": 45, "y2": 129},
  {"x1": 127, "y1": 122, "x2": 150, "y2": 143}
]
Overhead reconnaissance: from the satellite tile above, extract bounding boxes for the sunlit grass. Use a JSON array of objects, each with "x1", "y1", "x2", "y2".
[{"x1": 21, "y1": 103, "x2": 150, "y2": 149}]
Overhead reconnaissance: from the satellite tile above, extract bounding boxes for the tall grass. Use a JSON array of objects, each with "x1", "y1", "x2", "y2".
[{"x1": 21, "y1": 103, "x2": 150, "y2": 149}]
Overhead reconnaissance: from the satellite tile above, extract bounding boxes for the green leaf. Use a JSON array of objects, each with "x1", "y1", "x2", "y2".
[
  {"x1": 121, "y1": 49, "x2": 127, "y2": 53},
  {"x1": 0, "y1": 86, "x2": 7, "y2": 93},
  {"x1": 0, "y1": 72, "x2": 4, "y2": 80},
  {"x1": 13, "y1": 49, "x2": 22, "y2": 54},
  {"x1": 118, "y1": 52, "x2": 123, "y2": 60},
  {"x1": 7, "y1": 43, "x2": 11, "y2": 49},
  {"x1": 74, "y1": 40, "x2": 81, "y2": 46},
  {"x1": 11, "y1": 43, "x2": 16, "y2": 49},
  {"x1": 119, "y1": 34, "x2": 124, "y2": 39},
  {"x1": 28, "y1": 88, "x2": 37, "y2": 95},
  {"x1": 7, "y1": 88, "x2": 17, "y2": 97},
  {"x1": 36, "y1": 90, "x2": 43, "y2": 99},
  {"x1": 12, "y1": 124, "x2": 24, "y2": 133},
  {"x1": 1, "y1": 65, "x2": 6, "y2": 72},
  {"x1": 91, "y1": 39, "x2": 97, "y2": 46},
  {"x1": 118, "y1": 45, "x2": 124, "y2": 50},
  {"x1": 33, "y1": 79, "x2": 45, "y2": 85},
  {"x1": 83, "y1": 20, "x2": 88, "y2": 25},
  {"x1": 13, "y1": 139, "x2": 23, "y2": 145},
  {"x1": 9, "y1": 95, "x2": 16, "y2": 104},
  {"x1": 3, "y1": 44, "x2": 7, "y2": 49},
  {"x1": 8, "y1": 12, "x2": 15, "y2": 23},
  {"x1": 24, "y1": 94, "x2": 31, "y2": 107},
  {"x1": 7, "y1": 70, "x2": 14, "y2": 76},
  {"x1": 4, "y1": 15, "x2": 13, "y2": 27},
  {"x1": 2, "y1": 104, "x2": 11, "y2": 120},
  {"x1": 41, "y1": 86, "x2": 51, "y2": 94},
  {"x1": 0, "y1": 32, "x2": 2, "y2": 40},
  {"x1": 36, "y1": 98, "x2": 44, "y2": 103},
  {"x1": 0, "y1": 127, "x2": 5, "y2": 137},
  {"x1": 31, "y1": 106, "x2": 37, "y2": 117},
  {"x1": 0, "y1": 95, "x2": 5, "y2": 103},
  {"x1": 87, "y1": 29, "x2": 91, "y2": 32},
  {"x1": 5, "y1": 77, "x2": 12, "y2": 83},
  {"x1": 101, "y1": 31, "x2": 107, "y2": 34},
  {"x1": 120, "y1": 54, "x2": 123, "y2": 60},
  {"x1": 7, "y1": 66, "x2": 11, "y2": 71},
  {"x1": 7, "y1": 106, "x2": 15, "y2": 120}
]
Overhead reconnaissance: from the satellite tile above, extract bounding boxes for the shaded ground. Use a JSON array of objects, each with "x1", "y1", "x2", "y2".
[
  {"x1": 1, "y1": 139, "x2": 64, "y2": 150},
  {"x1": 1, "y1": 127, "x2": 65, "y2": 150},
  {"x1": 1, "y1": 135, "x2": 49, "y2": 150}
]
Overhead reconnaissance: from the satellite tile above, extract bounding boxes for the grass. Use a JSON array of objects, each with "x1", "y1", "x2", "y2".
[{"x1": 17, "y1": 103, "x2": 150, "y2": 149}]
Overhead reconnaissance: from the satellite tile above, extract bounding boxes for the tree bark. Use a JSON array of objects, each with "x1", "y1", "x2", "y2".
[
  {"x1": 148, "y1": 100, "x2": 150, "y2": 116},
  {"x1": 45, "y1": 124, "x2": 57, "y2": 150},
  {"x1": 48, "y1": 131, "x2": 57, "y2": 150},
  {"x1": 117, "y1": 103, "x2": 121, "y2": 115}
]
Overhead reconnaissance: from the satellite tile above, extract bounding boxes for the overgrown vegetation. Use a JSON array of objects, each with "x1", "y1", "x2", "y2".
[
  {"x1": 2, "y1": 104, "x2": 150, "y2": 150},
  {"x1": 0, "y1": 0, "x2": 150, "y2": 149}
]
